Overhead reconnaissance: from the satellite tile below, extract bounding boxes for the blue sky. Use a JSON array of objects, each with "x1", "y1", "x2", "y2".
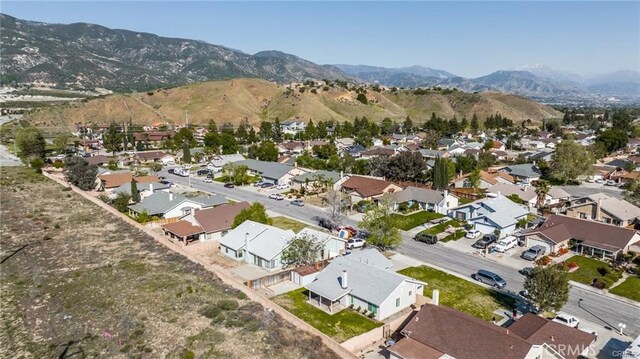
[{"x1": 3, "y1": 1, "x2": 639, "y2": 77}]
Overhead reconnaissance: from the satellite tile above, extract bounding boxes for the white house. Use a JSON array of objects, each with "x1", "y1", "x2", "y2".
[
  {"x1": 208, "y1": 154, "x2": 245, "y2": 173},
  {"x1": 389, "y1": 187, "x2": 459, "y2": 215},
  {"x1": 127, "y1": 192, "x2": 227, "y2": 219},
  {"x1": 237, "y1": 159, "x2": 307, "y2": 185},
  {"x1": 305, "y1": 249, "x2": 426, "y2": 321},
  {"x1": 219, "y1": 220, "x2": 295, "y2": 271},
  {"x1": 159, "y1": 154, "x2": 177, "y2": 165},
  {"x1": 487, "y1": 183, "x2": 538, "y2": 211},
  {"x1": 296, "y1": 227, "x2": 347, "y2": 260},
  {"x1": 449, "y1": 195, "x2": 529, "y2": 237}
]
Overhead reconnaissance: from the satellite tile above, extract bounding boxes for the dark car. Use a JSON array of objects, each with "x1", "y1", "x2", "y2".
[
  {"x1": 168, "y1": 168, "x2": 175, "y2": 174},
  {"x1": 196, "y1": 169, "x2": 211, "y2": 176},
  {"x1": 472, "y1": 234, "x2": 498, "y2": 249},
  {"x1": 260, "y1": 182, "x2": 275, "y2": 188},
  {"x1": 522, "y1": 245, "x2": 546, "y2": 261},
  {"x1": 414, "y1": 232, "x2": 438, "y2": 244},
  {"x1": 474, "y1": 269, "x2": 507, "y2": 289},
  {"x1": 519, "y1": 267, "x2": 535, "y2": 276},
  {"x1": 356, "y1": 230, "x2": 369, "y2": 239},
  {"x1": 318, "y1": 218, "x2": 337, "y2": 231},
  {"x1": 224, "y1": 183, "x2": 235, "y2": 188}
]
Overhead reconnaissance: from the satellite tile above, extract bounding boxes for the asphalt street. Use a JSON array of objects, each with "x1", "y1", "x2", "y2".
[{"x1": 161, "y1": 169, "x2": 640, "y2": 337}]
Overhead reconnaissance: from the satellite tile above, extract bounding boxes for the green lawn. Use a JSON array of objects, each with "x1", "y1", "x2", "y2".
[
  {"x1": 441, "y1": 229, "x2": 466, "y2": 243},
  {"x1": 390, "y1": 211, "x2": 445, "y2": 230},
  {"x1": 213, "y1": 175, "x2": 260, "y2": 184},
  {"x1": 565, "y1": 255, "x2": 623, "y2": 289},
  {"x1": 398, "y1": 266, "x2": 516, "y2": 321},
  {"x1": 458, "y1": 198, "x2": 474, "y2": 205},
  {"x1": 609, "y1": 276, "x2": 640, "y2": 302},
  {"x1": 419, "y1": 219, "x2": 463, "y2": 236},
  {"x1": 272, "y1": 288, "x2": 382, "y2": 342},
  {"x1": 271, "y1": 216, "x2": 308, "y2": 232}
]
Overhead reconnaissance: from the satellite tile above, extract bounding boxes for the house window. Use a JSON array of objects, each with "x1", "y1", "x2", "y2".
[
  {"x1": 409, "y1": 290, "x2": 412, "y2": 296},
  {"x1": 604, "y1": 218, "x2": 612, "y2": 224},
  {"x1": 613, "y1": 219, "x2": 622, "y2": 226},
  {"x1": 368, "y1": 303, "x2": 377, "y2": 314},
  {"x1": 395, "y1": 298, "x2": 400, "y2": 307},
  {"x1": 456, "y1": 212, "x2": 466, "y2": 220},
  {"x1": 579, "y1": 212, "x2": 587, "y2": 219}
]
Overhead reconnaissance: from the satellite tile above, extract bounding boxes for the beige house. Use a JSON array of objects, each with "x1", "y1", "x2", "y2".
[
  {"x1": 339, "y1": 176, "x2": 402, "y2": 202},
  {"x1": 564, "y1": 193, "x2": 640, "y2": 227}
]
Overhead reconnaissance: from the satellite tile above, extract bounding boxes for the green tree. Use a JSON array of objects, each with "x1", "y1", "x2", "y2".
[
  {"x1": 356, "y1": 93, "x2": 368, "y2": 105},
  {"x1": 207, "y1": 119, "x2": 218, "y2": 133},
  {"x1": 112, "y1": 192, "x2": 132, "y2": 212},
  {"x1": 506, "y1": 193, "x2": 525, "y2": 205},
  {"x1": 222, "y1": 163, "x2": 250, "y2": 185},
  {"x1": 182, "y1": 142, "x2": 191, "y2": 163},
  {"x1": 232, "y1": 202, "x2": 272, "y2": 228},
  {"x1": 257, "y1": 141, "x2": 279, "y2": 162},
  {"x1": 203, "y1": 131, "x2": 220, "y2": 151},
  {"x1": 550, "y1": 140, "x2": 592, "y2": 183},
  {"x1": 470, "y1": 113, "x2": 479, "y2": 132},
  {"x1": 305, "y1": 120, "x2": 317, "y2": 140},
  {"x1": 53, "y1": 133, "x2": 71, "y2": 154},
  {"x1": 358, "y1": 197, "x2": 401, "y2": 250},
  {"x1": 103, "y1": 122, "x2": 123, "y2": 154},
  {"x1": 469, "y1": 168, "x2": 481, "y2": 189},
  {"x1": 432, "y1": 157, "x2": 452, "y2": 190},
  {"x1": 130, "y1": 178, "x2": 140, "y2": 203},
  {"x1": 624, "y1": 179, "x2": 640, "y2": 206},
  {"x1": 524, "y1": 265, "x2": 570, "y2": 313},
  {"x1": 611, "y1": 110, "x2": 632, "y2": 132},
  {"x1": 596, "y1": 129, "x2": 628, "y2": 153},
  {"x1": 15, "y1": 127, "x2": 46, "y2": 159},
  {"x1": 220, "y1": 133, "x2": 239, "y2": 154},
  {"x1": 63, "y1": 156, "x2": 98, "y2": 191},
  {"x1": 173, "y1": 127, "x2": 196, "y2": 150},
  {"x1": 403, "y1": 117, "x2": 414, "y2": 134},
  {"x1": 281, "y1": 233, "x2": 324, "y2": 268}
]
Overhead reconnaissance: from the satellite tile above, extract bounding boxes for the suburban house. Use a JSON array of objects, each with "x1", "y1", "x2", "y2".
[
  {"x1": 487, "y1": 183, "x2": 539, "y2": 210},
  {"x1": 237, "y1": 159, "x2": 307, "y2": 185},
  {"x1": 278, "y1": 141, "x2": 305, "y2": 154},
  {"x1": 127, "y1": 192, "x2": 227, "y2": 219},
  {"x1": 449, "y1": 195, "x2": 529, "y2": 237},
  {"x1": 451, "y1": 170, "x2": 515, "y2": 189},
  {"x1": 305, "y1": 249, "x2": 426, "y2": 321},
  {"x1": 500, "y1": 164, "x2": 542, "y2": 184},
  {"x1": 522, "y1": 214, "x2": 640, "y2": 258},
  {"x1": 389, "y1": 304, "x2": 596, "y2": 359},
  {"x1": 389, "y1": 187, "x2": 459, "y2": 215},
  {"x1": 84, "y1": 155, "x2": 111, "y2": 166},
  {"x1": 339, "y1": 176, "x2": 403, "y2": 202},
  {"x1": 208, "y1": 154, "x2": 245, "y2": 173},
  {"x1": 161, "y1": 201, "x2": 251, "y2": 244},
  {"x1": 291, "y1": 170, "x2": 344, "y2": 190},
  {"x1": 360, "y1": 147, "x2": 396, "y2": 159},
  {"x1": 564, "y1": 193, "x2": 640, "y2": 227},
  {"x1": 98, "y1": 172, "x2": 160, "y2": 190},
  {"x1": 159, "y1": 154, "x2": 177, "y2": 165},
  {"x1": 344, "y1": 144, "x2": 367, "y2": 158},
  {"x1": 132, "y1": 150, "x2": 168, "y2": 163},
  {"x1": 219, "y1": 220, "x2": 295, "y2": 272},
  {"x1": 296, "y1": 227, "x2": 347, "y2": 260},
  {"x1": 418, "y1": 149, "x2": 448, "y2": 159},
  {"x1": 547, "y1": 187, "x2": 572, "y2": 206},
  {"x1": 280, "y1": 120, "x2": 306, "y2": 134},
  {"x1": 111, "y1": 181, "x2": 170, "y2": 200},
  {"x1": 335, "y1": 138, "x2": 355, "y2": 150},
  {"x1": 133, "y1": 131, "x2": 173, "y2": 148}
]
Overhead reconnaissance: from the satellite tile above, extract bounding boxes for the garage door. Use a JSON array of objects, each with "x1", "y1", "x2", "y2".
[{"x1": 527, "y1": 238, "x2": 553, "y2": 253}]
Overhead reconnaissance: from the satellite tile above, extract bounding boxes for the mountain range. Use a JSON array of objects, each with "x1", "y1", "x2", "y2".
[{"x1": 1, "y1": 13, "x2": 638, "y2": 104}]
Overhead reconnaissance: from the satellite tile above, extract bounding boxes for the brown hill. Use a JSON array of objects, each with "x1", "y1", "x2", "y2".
[{"x1": 24, "y1": 78, "x2": 562, "y2": 129}]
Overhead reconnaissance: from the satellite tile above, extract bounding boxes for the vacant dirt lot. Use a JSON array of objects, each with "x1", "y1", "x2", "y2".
[{"x1": 0, "y1": 168, "x2": 338, "y2": 359}]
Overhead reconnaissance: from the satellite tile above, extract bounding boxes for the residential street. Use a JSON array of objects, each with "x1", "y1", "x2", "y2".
[{"x1": 161, "y1": 169, "x2": 640, "y2": 337}]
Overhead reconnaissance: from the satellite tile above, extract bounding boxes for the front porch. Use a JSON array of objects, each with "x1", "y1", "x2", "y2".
[{"x1": 307, "y1": 291, "x2": 345, "y2": 315}]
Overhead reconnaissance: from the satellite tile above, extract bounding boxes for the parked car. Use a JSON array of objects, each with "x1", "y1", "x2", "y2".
[
  {"x1": 276, "y1": 183, "x2": 290, "y2": 190},
  {"x1": 552, "y1": 313, "x2": 580, "y2": 328},
  {"x1": 318, "y1": 218, "x2": 337, "y2": 231},
  {"x1": 346, "y1": 238, "x2": 365, "y2": 249},
  {"x1": 253, "y1": 181, "x2": 266, "y2": 187},
  {"x1": 579, "y1": 327, "x2": 598, "y2": 338},
  {"x1": 291, "y1": 199, "x2": 304, "y2": 206},
  {"x1": 595, "y1": 179, "x2": 604, "y2": 184},
  {"x1": 521, "y1": 245, "x2": 546, "y2": 261},
  {"x1": 472, "y1": 234, "x2": 498, "y2": 249},
  {"x1": 473, "y1": 269, "x2": 507, "y2": 289},
  {"x1": 202, "y1": 177, "x2": 213, "y2": 183},
  {"x1": 606, "y1": 180, "x2": 617, "y2": 186},
  {"x1": 338, "y1": 225, "x2": 358, "y2": 237},
  {"x1": 465, "y1": 229, "x2": 481, "y2": 239},
  {"x1": 260, "y1": 182, "x2": 275, "y2": 189},
  {"x1": 356, "y1": 230, "x2": 369, "y2": 239},
  {"x1": 168, "y1": 168, "x2": 175, "y2": 174},
  {"x1": 269, "y1": 193, "x2": 284, "y2": 200},
  {"x1": 494, "y1": 236, "x2": 517, "y2": 253},
  {"x1": 518, "y1": 267, "x2": 534, "y2": 276},
  {"x1": 224, "y1": 183, "x2": 235, "y2": 188},
  {"x1": 415, "y1": 232, "x2": 438, "y2": 244},
  {"x1": 196, "y1": 169, "x2": 211, "y2": 176}
]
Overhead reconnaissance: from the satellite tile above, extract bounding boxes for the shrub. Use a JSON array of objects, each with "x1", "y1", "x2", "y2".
[
  {"x1": 597, "y1": 266, "x2": 609, "y2": 276},
  {"x1": 368, "y1": 312, "x2": 375, "y2": 318},
  {"x1": 356, "y1": 93, "x2": 368, "y2": 105},
  {"x1": 217, "y1": 299, "x2": 239, "y2": 311},
  {"x1": 199, "y1": 304, "x2": 222, "y2": 319},
  {"x1": 183, "y1": 350, "x2": 195, "y2": 359},
  {"x1": 566, "y1": 262, "x2": 579, "y2": 269},
  {"x1": 53, "y1": 161, "x2": 64, "y2": 169},
  {"x1": 535, "y1": 255, "x2": 553, "y2": 266}
]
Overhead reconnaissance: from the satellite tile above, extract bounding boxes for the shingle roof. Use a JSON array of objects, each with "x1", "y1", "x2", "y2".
[
  {"x1": 305, "y1": 249, "x2": 420, "y2": 305},
  {"x1": 209, "y1": 154, "x2": 245, "y2": 168},
  {"x1": 99, "y1": 172, "x2": 160, "y2": 189},
  {"x1": 418, "y1": 149, "x2": 447, "y2": 158},
  {"x1": 390, "y1": 186, "x2": 449, "y2": 205},
  {"x1": 456, "y1": 195, "x2": 529, "y2": 228},
  {"x1": 585, "y1": 193, "x2": 640, "y2": 221},
  {"x1": 84, "y1": 155, "x2": 110, "y2": 166},
  {"x1": 113, "y1": 181, "x2": 170, "y2": 196},
  {"x1": 219, "y1": 220, "x2": 295, "y2": 260},
  {"x1": 134, "y1": 151, "x2": 167, "y2": 161},
  {"x1": 340, "y1": 176, "x2": 398, "y2": 198},
  {"x1": 487, "y1": 183, "x2": 537, "y2": 202},
  {"x1": 293, "y1": 170, "x2": 342, "y2": 184},
  {"x1": 128, "y1": 192, "x2": 227, "y2": 216},
  {"x1": 161, "y1": 221, "x2": 203, "y2": 237},
  {"x1": 236, "y1": 159, "x2": 295, "y2": 180},
  {"x1": 504, "y1": 164, "x2": 542, "y2": 179},
  {"x1": 193, "y1": 201, "x2": 251, "y2": 233}
]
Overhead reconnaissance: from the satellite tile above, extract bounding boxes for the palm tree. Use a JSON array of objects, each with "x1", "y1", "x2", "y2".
[{"x1": 534, "y1": 180, "x2": 550, "y2": 212}]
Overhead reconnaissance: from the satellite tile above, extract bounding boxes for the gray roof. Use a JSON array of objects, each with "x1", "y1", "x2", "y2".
[
  {"x1": 586, "y1": 193, "x2": 640, "y2": 221},
  {"x1": 504, "y1": 164, "x2": 541, "y2": 179},
  {"x1": 112, "y1": 181, "x2": 170, "y2": 196},
  {"x1": 390, "y1": 186, "x2": 449, "y2": 205},
  {"x1": 210, "y1": 154, "x2": 245, "y2": 168},
  {"x1": 297, "y1": 227, "x2": 345, "y2": 246},
  {"x1": 128, "y1": 191, "x2": 227, "y2": 216},
  {"x1": 219, "y1": 220, "x2": 295, "y2": 260},
  {"x1": 344, "y1": 248, "x2": 393, "y2": 269},
  {"x1": 455, "y1": 195, "x2": 529, "y2": 228},
  {"x1": 305, "y1": 249, "x2": 423, "y2": 305},
  {"x1": 486, "y1": 183, "x2": 537, "y2": 202},
  {"x1": 237, "y1": 159, "x2": 294, "y2": 180},
  {"x1": 548, "y1": 187, "x2": 571, "y2": 199},
  {"x1": 293, "y1": 170, "x2": 342, "y2": 184}
]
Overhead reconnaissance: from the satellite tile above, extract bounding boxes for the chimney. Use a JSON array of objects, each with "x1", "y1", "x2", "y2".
[
  {"x1": 340, "y1": 270, "x2": 348, "y2": 289},
  {"x1": 596, "y1": 198, "x2": 603, "y2": 221},
  {"x1": 149, "y1": 183, "x2": 153, "y2": 193},
  {"x1": 432, "y1": 289, "x2": 439, "y2": 306},
  {"x1": 340, "y1": 170, "x2": 344, "y2": 179},
  {"x1": 244, "y1": 232, "x2": 250, "y2": 264},
  {"x1": 497, "y1": 191, "x2": 501, "y2": 198},
  {"x1": 169, "y1": 193, "x2": 174, "y2": 201}
]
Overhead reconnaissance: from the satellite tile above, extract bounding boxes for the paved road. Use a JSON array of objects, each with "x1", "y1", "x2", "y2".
[
  {"x1": 161, "y1": 169, "x2": 640, "y2": 337},
  {"x1": 0, "y1": 145, "x2": 22, "y2": 166}
]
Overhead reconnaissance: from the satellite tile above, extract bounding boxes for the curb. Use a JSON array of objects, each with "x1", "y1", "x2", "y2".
[{"x1": 569, "y1": 280, "x2": 640, "y2": 308}]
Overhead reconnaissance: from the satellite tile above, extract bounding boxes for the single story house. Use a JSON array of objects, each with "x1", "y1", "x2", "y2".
[
  {"x1": 208, "y1": 154, "x2": 245, "y2": 173},
  {"x1": 99, "y1": 172, "x2": 160, "y2": 190},
  {"x1": 296, "y1": 227, "x2": 347, "y2": 260},
  {"x1": 305, "y1": 249, "x2": 425, "y2": 321},
  {"x1": 291, "y1": 170, "x2": 345, "y2": 191},
  {"x1": 523, "y1": 214, "x2": 640, "y2": 258},
  {"x1": 418, "y1": 149, "x2": 448, "y2": 159},
  {"x1": 159, "y1": 153, "x2": 176, "y2": 165},
  {"x1": 360, "y1": 147, "x2": 396, "y2": 159},
  {"x1": 487, "y1": 183, "x2": 538, "y2": 210},
  {"x1": 219, "y1": 220, "x2": 295, "y2": 271},
  {"x1": 389, "y1": 187, "x2": 459, "y2": 215},
  {"x1": 127, "y1": 192, "x2": 227, "y2": 219},
  {"x1": 335, "y1": 138, "x2": 355, "y2": 150},
  {"x1": 278, "y1": 141, "x2": 305, "y2": 154},
  {"x1": 389, "y1": 304, "x2": 595, "y2": 359},
  {"x1": 500, "y1": 164, "x2": 542, "y2": 184},
  {"x1": 237, "y1": 159, "x2": 307, "y2": 185},
  {"x1": 451, "y1": 170, "x2": 514, "y2": 189},
  {"x1": 161, "y1": 201, "x2": 251, "y2": 244},
  {"x1": 564, "y1": 193, "x2": 640, "y2": 227},
  {"x1": 449, "y1": 195, "x2": 529, "y2": 237},
  {"x1": 133, "y1": 150, "x2": 167, "y2": 163},
  {"x1": 84, "y1": 155, "x2": 111, "y2": 166},
  {"x1": 111, "y1": 181, "x2": 170, "y2": 201},
  {"x1": 339, "y1": 176, "x2": 403, "y2": 202}
]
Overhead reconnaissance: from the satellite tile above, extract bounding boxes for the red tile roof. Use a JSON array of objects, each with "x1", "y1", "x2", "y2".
[{"x1": 161, "y1": 221, "x2": 203, "y2": 237}]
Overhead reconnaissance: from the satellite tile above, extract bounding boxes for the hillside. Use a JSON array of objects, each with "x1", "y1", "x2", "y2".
[{"x1": 24, "y1": 78, "x2": 563, "y2": 129}]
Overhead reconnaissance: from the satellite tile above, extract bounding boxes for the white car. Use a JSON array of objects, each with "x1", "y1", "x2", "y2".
[
  {"x1": 552, "y1": 312, "x2": 580, "y2": 328},
  {"x1": 346, "y1": 238, "x2": 365, "y2": 249},
  {"x1": 276, "y1": 183, "x2": 290, "y2": 190},
  {"x1": 579, "y1": 327, "x2": 598, "y2": 338},
  {"x1": 494, "y1": 236, "x2": 517, "y2": 253},
  {"x1": 465, "y1": 229, "x2": 481, "y2": 239},
  {"x1": 269, "y1": 193, "x2": 284, "y2": 200},
  {"x1": 202, "y1": 177, "x2": 212, "y2": 183}
]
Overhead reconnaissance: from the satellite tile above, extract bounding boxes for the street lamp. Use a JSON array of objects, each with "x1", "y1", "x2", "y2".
[{"x1": 618, "y1": 323, "x2": 626, "y2": 335}]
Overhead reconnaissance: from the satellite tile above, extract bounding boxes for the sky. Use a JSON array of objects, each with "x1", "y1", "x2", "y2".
[{"x1": 3, "y1": 1, "x2": 639, "y2": 78}]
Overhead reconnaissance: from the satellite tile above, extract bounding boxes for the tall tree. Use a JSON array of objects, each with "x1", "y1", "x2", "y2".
[
  {"x1": 63, "y1": 157, "x2": 98, "y2": 191},
  {"x1": 207, "y1": 119, "x2": 218, "y2": 133},
  {"x1": 432, "y1": 157, "x2": 452, "y2": 190},
  {"x1": 550, "y1": 140, "x2": 593, "y2": 183},
  {"x1": 324, "y1": 189, "x2": 348, "y2": 224},
  {"x1": 524, "y1": 265, "x2": 570, "y2": 313},
  {"x1": 220, "y1": 133, "x2": 239, "y2": 154},
  {"x1": 611, "y1": 110, "x2": 632, "y2": 132},
  {"x1": 533, "y1": 179, "x2": 550, "y2": 211},
  {"x1": 403, "y1": 117, "x2": 414, "y2": 134},
  {"x1": 358, "y1": 197, "x2": 401, "y2": 250},
  {"x1": 130, "y1": 178, "x2": 140, "y2": 203},
  {"x1": 15, "y1": 127, "x2": 46, "y2": 159},
  {"x1": 222, "y1": 163, "x2": 250, "y2": 185},
  {"x1": 280, "y1": 233, "x2": 324, "y2": 268},
  {"x1": 305, "y1": 120, "x2": 317, "y2": 140},
  {"x1": 53, "y1": 133, "x2": 71, "y2": 154},
  {"x1": 468, "y1": 168, "x2": 481, "y2": 189},
  {"x1": 596, "y1": 129, "x2": 628, "y2": 153},
  {"x1": 182, "y1": 142, "x2": 191, "y2": 164},
  {"x1": 470, "y1": 113, "x2": 479, "y2": 132},
  {"x1": 257, "y1": 141, "x2": 279, "y2": 162},
  {"x1": 103, "y1": 122, "x2": 123, "y2": 155},
  {"x1": 232, "y1": 202, "x2": 272, "y2": 228}
]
